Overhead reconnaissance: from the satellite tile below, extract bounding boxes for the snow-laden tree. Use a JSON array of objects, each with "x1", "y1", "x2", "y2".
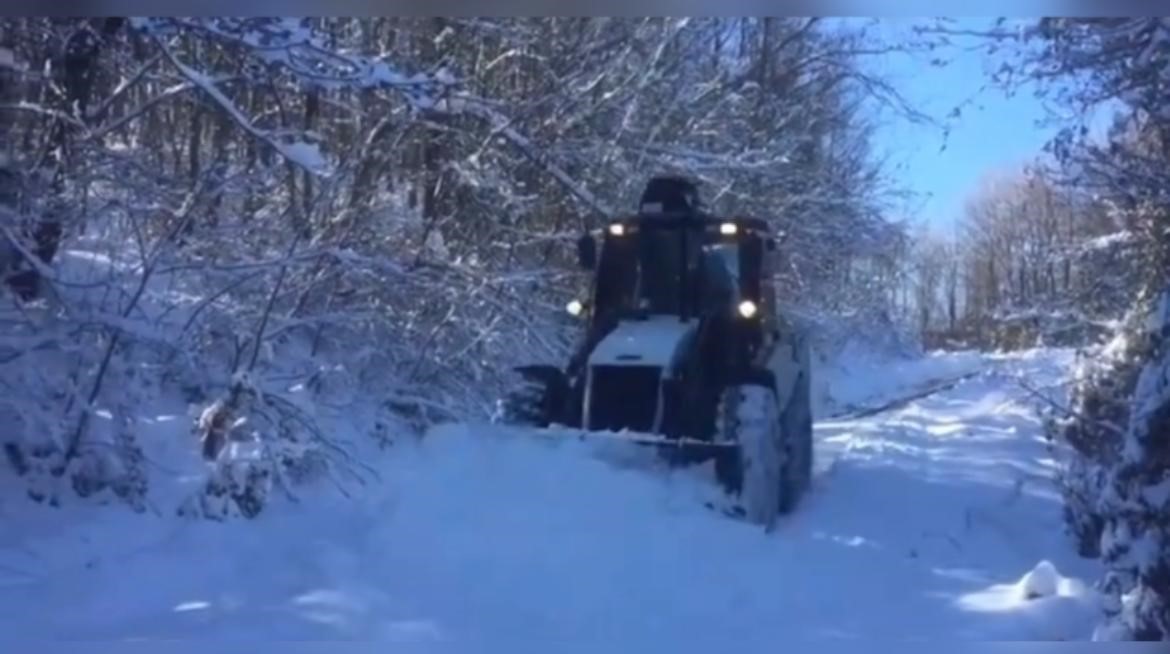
[
  {"x1": 945, "y1": 165, "x2": 1137, "y2": 348},
  {"x1": 979, "y1": 17, "x2": 1170, "y2": 640}
]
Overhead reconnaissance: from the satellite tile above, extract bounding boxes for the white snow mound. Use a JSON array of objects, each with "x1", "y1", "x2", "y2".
[{"x1": 1019, "y1": 560, "x2": 1062, "y2": 600}]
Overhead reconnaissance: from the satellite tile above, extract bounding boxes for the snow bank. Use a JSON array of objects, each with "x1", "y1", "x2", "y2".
[
  {"x1": 813, "y1": 338, "x2": 985, "y2": 418},
  {"x1": 796, "y1": 309, "x2": 986, "y2": 419}
]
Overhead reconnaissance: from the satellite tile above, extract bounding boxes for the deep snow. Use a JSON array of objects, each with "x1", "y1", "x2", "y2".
[{"x1": 0, "y1": 348, "x2": 1102, "y2": 644}]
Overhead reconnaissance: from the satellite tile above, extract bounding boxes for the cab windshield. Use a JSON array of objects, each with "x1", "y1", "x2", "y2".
[{"x1": 593, "y1": 223, "x2": 742, "y2": 318}]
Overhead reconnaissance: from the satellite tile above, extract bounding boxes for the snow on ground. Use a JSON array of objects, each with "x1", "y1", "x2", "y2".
[
  {"x1": 0, "y1": 348, "x2": 1102, "y2": 644},
  {"x1": 814, "y1": 338, "x2": 985, "y2": 418}
]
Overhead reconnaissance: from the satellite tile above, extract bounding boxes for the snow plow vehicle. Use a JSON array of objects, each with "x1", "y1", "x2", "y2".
[{"x1": 498, "y1": 176, "x2": 813, "y2": 527}]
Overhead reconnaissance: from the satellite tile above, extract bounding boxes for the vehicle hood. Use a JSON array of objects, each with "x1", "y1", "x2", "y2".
[{"x1": 587, "y1": 316, "x2": 697, "y2": 371}]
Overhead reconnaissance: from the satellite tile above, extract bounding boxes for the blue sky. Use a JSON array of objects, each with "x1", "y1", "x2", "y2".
[{"x1": 855, "y1": 18, "x2": 1113, "y2": 235}]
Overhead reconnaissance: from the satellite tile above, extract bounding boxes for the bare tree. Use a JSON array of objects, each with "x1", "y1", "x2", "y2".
[{"x1": 909, "y1": 227, "x2": 947, "y2": 337}]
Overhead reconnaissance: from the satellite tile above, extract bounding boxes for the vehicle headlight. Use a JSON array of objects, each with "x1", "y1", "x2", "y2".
[
  {"x1": 719, "y1": 222, "x2": 738, "y2": 235},
  {"x1": 608, "y1": 223, "x2": 626, "y2": 236},
  {"x1": 737, "y1": 300, "x2": 758, "y2": 318},
  {"x1": 566, "y1": 299, "x2": 585, "y2": 316}
]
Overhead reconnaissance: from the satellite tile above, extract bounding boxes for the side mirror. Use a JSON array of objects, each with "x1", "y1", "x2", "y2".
[{"x1": 576, "y1": 233, "x2": 596, "y2": 270}]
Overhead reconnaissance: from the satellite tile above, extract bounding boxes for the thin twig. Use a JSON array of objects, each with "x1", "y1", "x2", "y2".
[{"x1": 1016, "y1": 378, "x2": 1127, "y2": 438}]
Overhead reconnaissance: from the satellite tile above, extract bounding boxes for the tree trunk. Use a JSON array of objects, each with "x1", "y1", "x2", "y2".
[{"x1": 8, "y1": 18, "x2": 123, "y2": 300}]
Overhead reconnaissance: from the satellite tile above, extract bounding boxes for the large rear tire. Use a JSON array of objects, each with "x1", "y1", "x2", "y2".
[{"x1": 715, "y1": 376, "x2": 811, "y2": 526}]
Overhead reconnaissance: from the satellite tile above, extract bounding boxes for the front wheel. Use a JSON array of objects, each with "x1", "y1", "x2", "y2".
[
  {"x1": 715, "y1": 376, "x2": 813, "y2": 526},
  {"x1": 715, "y1": 383, "x2": 786, "y2": 527}
]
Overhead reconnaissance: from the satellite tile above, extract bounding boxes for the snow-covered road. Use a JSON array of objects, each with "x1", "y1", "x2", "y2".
[{"x1": 0, "y1": 349, "x2": 1102, "y2": 644}]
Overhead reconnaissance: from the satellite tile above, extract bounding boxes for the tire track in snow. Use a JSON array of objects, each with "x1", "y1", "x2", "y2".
[{"x1": 813, "y1": 367, "x2": 986, "y2": 483}]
